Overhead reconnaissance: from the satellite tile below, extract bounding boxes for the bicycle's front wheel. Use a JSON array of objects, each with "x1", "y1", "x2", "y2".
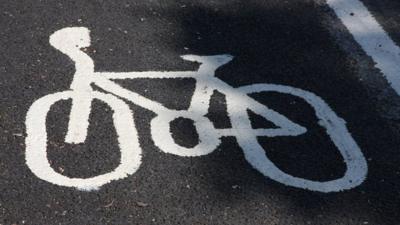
[
  {"x1": 233, "y1": 84, "x2": 367, "y2": 193},
  {"x1": 25, "y1": 91, "x2": 142, "y2": 190}
]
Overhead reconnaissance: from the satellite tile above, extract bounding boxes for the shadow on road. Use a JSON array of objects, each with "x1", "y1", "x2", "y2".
[{"x1": 171, "y1": 2, "x2": 400, "y2": 225}]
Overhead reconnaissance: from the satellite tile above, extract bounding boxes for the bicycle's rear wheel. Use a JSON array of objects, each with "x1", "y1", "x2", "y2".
[
  {"x1": 25, "y1": 91, "x2": 142, "y2": 190},
  {"x1": 232, "y1": 84, "x2": 367, "y2": 193}
]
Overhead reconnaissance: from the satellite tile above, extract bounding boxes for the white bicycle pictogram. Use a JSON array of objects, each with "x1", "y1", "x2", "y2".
[{"x1": 25, "y1": 27, "x2": 368, "y2": 192}]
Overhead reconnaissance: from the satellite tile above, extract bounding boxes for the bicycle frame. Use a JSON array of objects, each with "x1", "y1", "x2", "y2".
[
  {"x1": 53, "y1": 26, "x2": 305, "y2": 156},
  {"x1": 90, "y1": 56, "x2": 305, "y2": 151}
]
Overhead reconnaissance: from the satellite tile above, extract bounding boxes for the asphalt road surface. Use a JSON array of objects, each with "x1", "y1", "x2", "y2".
[{"x1": 1, "y1": 0, "x2": 400, "y2": 224}]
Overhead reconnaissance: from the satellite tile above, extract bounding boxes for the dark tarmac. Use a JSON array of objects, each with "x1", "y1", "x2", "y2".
[{"x1": 1, "y1": 0, "x2": 400, "y2": 224}]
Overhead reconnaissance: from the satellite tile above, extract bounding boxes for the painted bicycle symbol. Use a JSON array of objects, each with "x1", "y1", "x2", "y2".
[{"x1": 25, "y1": 27, "x2": 368, "y2": 192}]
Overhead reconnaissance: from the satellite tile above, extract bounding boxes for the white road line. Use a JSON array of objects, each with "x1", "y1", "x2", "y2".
[{"x1": 327, "y1": 0, "x2": 400, "y2": 96}]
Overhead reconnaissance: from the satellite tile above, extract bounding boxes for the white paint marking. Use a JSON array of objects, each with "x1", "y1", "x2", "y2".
[
  {"x1": 25, "y1": 27, "x2": 367, "y2": 192},
  {"x1": 26, "y1": 91, "x2": 142, "y2": 191},
  {"x1": 237, "y1": 84, "x2": 367, "y2": 192},
  {"x1": 327, "y1": 0, "x2": 400, "y2": 95}
]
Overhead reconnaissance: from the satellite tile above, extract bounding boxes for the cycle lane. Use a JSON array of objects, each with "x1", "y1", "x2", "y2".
[{"x1": 1, "y1": 0, "x2": 400, "y2": 224}]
